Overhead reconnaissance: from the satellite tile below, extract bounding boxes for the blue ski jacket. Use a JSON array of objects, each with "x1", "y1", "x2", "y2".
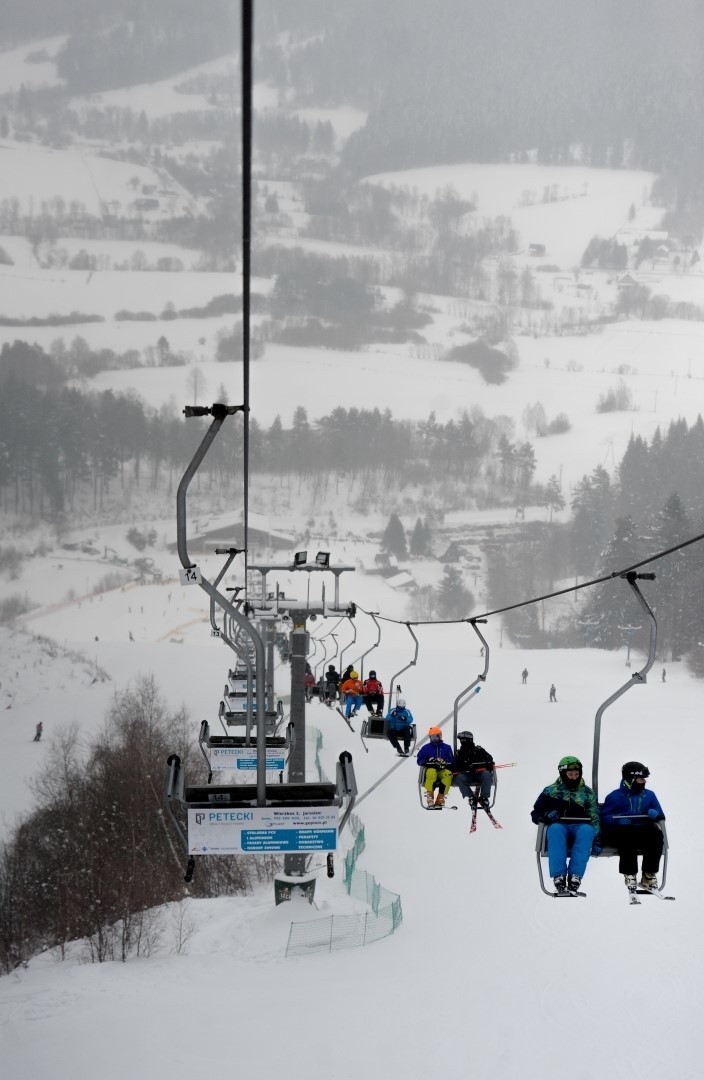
[
  {"x1": 601, "y1": 780, "x2": 665, "y2": 825},
  {"x1": 386, "y1": 706, "x2": 414, "y2": 731},
  {"x1": 417, "y1": 740, "x2": 455, "y2": 768}
]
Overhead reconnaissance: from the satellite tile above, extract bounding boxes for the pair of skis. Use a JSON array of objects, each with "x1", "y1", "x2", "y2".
[
  {"x1": 627, "y1": 883, "x2": 676, "y2": 905},
  {"x1": 469, "y1": 799, "x2": 502, "y2": 833},
  {"x1": 335, "y1": 706, "x2": 355, "y2": 732}
]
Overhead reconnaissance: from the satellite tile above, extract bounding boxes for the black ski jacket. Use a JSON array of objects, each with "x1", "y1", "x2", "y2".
[{"x1": 455, "y1": 743, "x2": 494, "y2": 772}]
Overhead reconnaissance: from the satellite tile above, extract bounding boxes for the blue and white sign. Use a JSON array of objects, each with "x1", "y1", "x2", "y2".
[
  {"x1": 188, "y1": 805, "x2": 339, "y2": 854},
  {"x1": 209, "y1": 747, "x2": 286, "y2": 772}
]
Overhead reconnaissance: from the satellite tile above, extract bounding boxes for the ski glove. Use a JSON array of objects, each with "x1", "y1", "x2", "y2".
[
  {"x1": 545, "y1": 810, "x2": 560, "y2": 822},
  {"x1": 647, "y1": 808, "x2": 661, "y2": 820}
]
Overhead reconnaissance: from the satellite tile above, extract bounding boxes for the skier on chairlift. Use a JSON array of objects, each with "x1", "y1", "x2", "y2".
[
  {"x1": 454, "y1": 731, "x2": 494, "y2": 807},
  {"x1": 531, "y1": 756, "x2": 601, "y2": 894},
  {"x1": 324, "y1": 664, "x2": 340, "y2": 705},
  {"x1": 340, "y1": 670, "x2": 364, "y2": 718},
  {"x1": 417, "y1": 726, "x2": 455, "y2": 808},
  {"x1": 601, "y1": 761, "x2": 665, "y2": 891},
  {"x1": 362, "y1": 670, "x2": 385, "y2": 716},
  {"x1": 386, "y1": 697, "x2": 414, "y2": 756}
]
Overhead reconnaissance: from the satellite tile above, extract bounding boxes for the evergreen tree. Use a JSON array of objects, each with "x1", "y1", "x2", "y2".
[
  {"x1": 570, "y1": 465, "x2": 615, "y2": 579},
  {"x1": 545, "y1": 474, "x2": 565, "y2": 521},
  {"x1": 381, "y1": 512, "x2": 407, "y2": 559},
  {"x1": 579, "y1": 516, "x2": 644, "y2": 649},
  {"x1": 436, "y1": 565, "x2": 474, "y2": 619},
  {"x1": 409, "y1": 517, "x2": 429, "y2": 557},
  {"x1": 649, "y1": 492, "x2": 691, "y2": 660}
]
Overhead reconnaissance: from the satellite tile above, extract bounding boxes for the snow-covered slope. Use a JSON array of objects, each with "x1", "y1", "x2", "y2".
[{"x1": 0, "y1": 608, "x2": 699, "y2": 1080}]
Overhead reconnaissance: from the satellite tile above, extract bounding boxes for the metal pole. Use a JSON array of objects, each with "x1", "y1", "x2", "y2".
[
  {"x1": 452, "y1": 620, "x2": 489, "y2": 746},
  {"x1": 176, "y1": 409, "x2": 267, "y2": 806},
  {"x1": 265, "y1": 620, "x2": 275, "y2": 712},
  {"x1": 285, "y1": 612, "x2": 308, "y2": 875},
  {"x1": 591, "y1": 573, "x2": 656, "y2": 800}
]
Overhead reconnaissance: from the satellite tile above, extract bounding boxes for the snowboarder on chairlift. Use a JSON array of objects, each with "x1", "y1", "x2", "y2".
[
  {"x1": 362, "y1": 670, "x2": 385, "y2": 716},
  {"x1": 385, "y1": 697, "x2": 414, "y2": 755},
  {"x1": 417, "y1": 726, "x2": 455, "y2": 808},
  {"x1": 304, "y1": 671, "x2": 316, "y2": 703},
  {"x1": 340, "y1": 671, "x2": 364, "y2": 718},
  {"x1": 601, "y1": 762, "x2": 665, "y2": 891},
  {"x1": 454, "y1": 731, "x2": 494, "y2": 807},
  {"x1": 531, "y1": 756, "x2": 601, "y2": 894}
]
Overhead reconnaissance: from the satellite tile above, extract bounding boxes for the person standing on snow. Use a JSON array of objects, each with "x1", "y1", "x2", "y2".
[
  {"x1": 385, "y1": 697, "x2": 414, "y2": 756},
  {"x1": 531, "y1": 756, "x2": 601, "y2": 894},
  {"x1": 417, "y1": 726, "x2": 455, "y2": 808},
  {"x1": 522, "y1": 668, "x2": 528, "y2": 684},
  {"x1": 34, "y1": 721, "x2": 43, "y2": 742},
  {"x1": 601, "y1": 762, "x2": 665, "y2": 891},
  {"x1": 454, "y1": 731, "x2": 494, "y2": 806},
  {"x1": 549, "y1": 684, "x2": 557, "y2": 702},
  {"x1": 362, "y1": 670, "x2": 385, "y2": 716}
]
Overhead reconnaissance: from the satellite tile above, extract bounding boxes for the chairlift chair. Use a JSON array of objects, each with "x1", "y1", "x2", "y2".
[
  {"x1": 198, "y1": 718, "x2": 293, "y2": 783},
  {"x1": 360, "y1": 712, "x2": 417, "y2": 755},
  {"x1": 535, "y1": 572, "x2": 670, "y2": 895},
  {"x1": 535, "y1": 819, "x2": 669, "y2": 896},
  {"x1": 166, "y1": 749, "x2": 358, "y2": 882}
]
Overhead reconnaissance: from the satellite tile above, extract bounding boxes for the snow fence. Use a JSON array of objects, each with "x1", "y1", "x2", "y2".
[{"x1": 285, "y1": 812, "x2": 403, "y2": 957}]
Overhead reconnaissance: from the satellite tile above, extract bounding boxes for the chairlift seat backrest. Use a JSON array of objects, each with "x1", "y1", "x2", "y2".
[
  {"x1": 361, "y1": 717, "x2": 387, "y2": 739},
  {"x1": 228, "y1": 678, "x2": 250, "y2": 695},
  {"x1": 183, "y1": 781, "x2": 339, "y2": 807},
  {"x1": 206, "y1": 734, "x2": 287, "y2": 748},
  {"x1": 223, "y1": 695, "x2": 255, "y2": 713}
]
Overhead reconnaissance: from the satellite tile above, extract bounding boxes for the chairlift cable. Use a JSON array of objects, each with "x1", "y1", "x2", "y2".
[{"x1": 356, "y1": 528, "x2": 704, "y2": 628}]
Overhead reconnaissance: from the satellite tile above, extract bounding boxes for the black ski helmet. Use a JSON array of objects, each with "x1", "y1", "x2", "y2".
[
  {"x1": 369, "y1": 670, "x2": 376, "y2": 678},
  {"x1": 622, "y1": 761, "x2": 650, "y2": 782},
  {"x1": 458, "y1": 731, "x2": 474, "y2": 742}
]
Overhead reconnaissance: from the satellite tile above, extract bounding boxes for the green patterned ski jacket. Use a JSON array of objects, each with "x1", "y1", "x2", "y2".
[{"x1": 531, "y1": 777, "x2": 601, "y2": 841}]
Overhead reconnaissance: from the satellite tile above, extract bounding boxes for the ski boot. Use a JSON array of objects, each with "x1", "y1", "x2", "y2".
[
  {"x1": 425, "y1": 790, "x2": 435, "y2": 808},
  {"x1": 553, "y1": 875, "x2": 567, "y2": 894},
  {"x1": 624, "y1": 874, "x2": 637, "y2": 889},
  {"x1": 567, "y1": 875, "x2": 581, "y2": 893},
  {"x1": 435, "y1": 791, "x2": 446, "y2": 808},
  {"x1": 640, "y1": 873, "x2": 659, "y2": 889}
]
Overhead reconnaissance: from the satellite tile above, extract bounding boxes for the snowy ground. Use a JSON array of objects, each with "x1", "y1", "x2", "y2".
[
  {"x1": 368, "y1": 161, "x2": 657, "y2": 268},
  {"x1": 0, "y1": 576, "x2": 700, "y2": 1080}
]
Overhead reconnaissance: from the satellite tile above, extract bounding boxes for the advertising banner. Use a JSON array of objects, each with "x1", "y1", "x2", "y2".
[
  {"x1": 188, "y1": 805, "x2": 339, "y2": 854},
  {"x1": 209, "y1": 746, "x2": 286, "y2": 772}
]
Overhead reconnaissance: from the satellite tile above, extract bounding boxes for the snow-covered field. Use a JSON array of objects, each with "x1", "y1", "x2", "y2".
[
  {"x1": 0, "y1": 141, "x2": 197, "y2": 218},
  {"x1": 0, "y1": 36, "x2": 66, "y2": 94},
  {"x1": 369, "y1": 162, "x2": 657, "y2": 267},
  {"x1": 80, "y1": 319, "x2": 704, "y2": 497}
]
